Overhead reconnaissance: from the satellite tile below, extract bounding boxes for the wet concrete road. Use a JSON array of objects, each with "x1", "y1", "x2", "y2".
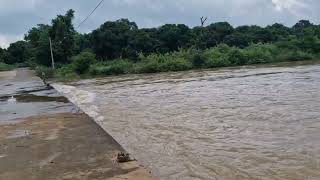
[{"x1": 0, "y1": 69, "x2": 153, "y2": 180}]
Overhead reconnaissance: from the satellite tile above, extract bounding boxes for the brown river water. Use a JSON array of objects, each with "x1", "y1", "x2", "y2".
[{"x1": 54, "y1": 61, "x2": 320, "y2": 180}]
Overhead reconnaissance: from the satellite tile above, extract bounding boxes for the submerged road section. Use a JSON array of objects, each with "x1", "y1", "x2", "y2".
[
  {"x1": 54, "y1": 61, "x2": 320, "y2": 180},
  {"x1": 0, "y1": 69, "x2": 153, "y2": 180}
]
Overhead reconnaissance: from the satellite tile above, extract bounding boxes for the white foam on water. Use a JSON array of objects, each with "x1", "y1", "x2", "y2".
[
  {"x1": 52, "y1": 83, "x2": 146, "y2": 174},
  {"x1": 52, "y1": 84, "x2": 105, "y2": 123}
]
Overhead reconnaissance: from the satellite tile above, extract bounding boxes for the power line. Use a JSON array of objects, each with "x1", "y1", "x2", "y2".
[{"x1": 77, "y1": 0, "x2": 105, "y2": 29}]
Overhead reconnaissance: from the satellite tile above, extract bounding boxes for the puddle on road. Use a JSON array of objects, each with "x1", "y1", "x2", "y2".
[
  {"x1": 0, "y1": 69, "x2": 75, "y2": 123},
  {"x1": 0, "y1": 89, "x2": 69, "y2": 103}
]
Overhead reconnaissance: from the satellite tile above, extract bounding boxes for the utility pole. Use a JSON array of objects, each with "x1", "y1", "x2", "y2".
[{"x1": 49, "y1": 37, "x2": 55, "y2": 69}]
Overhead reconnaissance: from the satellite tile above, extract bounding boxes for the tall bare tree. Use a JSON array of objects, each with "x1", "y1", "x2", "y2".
[{"x1": 200, "y1": 16, "x2": 208, "y2": 27}]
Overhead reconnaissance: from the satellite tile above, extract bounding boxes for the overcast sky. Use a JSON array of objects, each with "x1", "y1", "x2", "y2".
[{"x1": 0, "y1": 0, "x2": 319, "y2": 48}]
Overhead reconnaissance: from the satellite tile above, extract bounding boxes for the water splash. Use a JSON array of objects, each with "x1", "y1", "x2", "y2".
[
  {"x1": 7, "y1": 96, "x2": 16, "y2": 103},
  {"x1": 52, "y1": 84, "x2": 105, "y2": 123}
]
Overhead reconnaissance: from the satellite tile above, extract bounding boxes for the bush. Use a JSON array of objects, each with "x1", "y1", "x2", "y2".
[
  {"x1": 227, "y1": 49, "x2": 248, "y2": 65},
  {"x1": 276, "y1": 49, "x2": 314, "y2": 61},
  {"x1": 244, "y1": 43, "x2": 277, "y2": 64},
  {"x1": 171, "y1": 48, "x2": 196, "y2": 60},
  {"x1": 35, "y1": 66, "x2": 55, "y2": 79},
  {"x1": 191, "y1": 52, "x2": 207, "y2": 68},
  {"x1": 162, "y1": 57, "x2": 193, "y2": 71},
  {"x1": 136, "y1": 53, "x2": 192, "y2": 73},
  {"x1": 203, "y1": 45, "x2": 232, "y2": 67},
  {"x1": 89, "y1": 59, "x2": 134, "y2": 75},
  {"x1": 136, "y1": 58, "x2": 161, "y2": 73},
  {"x1": 205, "y1": 55, "x2": 232, "y2": 67},
  {"x1": 203, "y1": 43, "x2": 279, "y2": 66},
  {"x1": 71, "y1": 51, "x2": 96, "y2": 74},
  {"x1": 55, "y1": 64, "x2": 79, "y2": 80}
]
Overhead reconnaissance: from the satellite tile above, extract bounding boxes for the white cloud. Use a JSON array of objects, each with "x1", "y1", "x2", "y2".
[
  {"x1": 0, "y1": 34, "x2": 23, "y2": 48},
  {"x1": 271, "y1": 0, "x2": 310, "y2": 16}
]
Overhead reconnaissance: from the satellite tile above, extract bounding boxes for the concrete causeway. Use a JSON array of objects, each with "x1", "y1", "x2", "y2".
[{"x1": 0, "y1": 69, "x2": 153, "y2": 180}]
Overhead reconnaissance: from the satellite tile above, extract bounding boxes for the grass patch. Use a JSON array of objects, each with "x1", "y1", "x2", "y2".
[{"x1": 0, "y1": 62, "x2": 14, "y2": 71}]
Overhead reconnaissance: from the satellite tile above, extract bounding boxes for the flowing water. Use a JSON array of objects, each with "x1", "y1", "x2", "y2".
[{"x1": 54, "y1": 61, "x2": 320, "y2": 180}]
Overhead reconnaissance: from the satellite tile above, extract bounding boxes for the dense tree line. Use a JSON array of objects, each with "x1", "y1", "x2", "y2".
[{"x1": 0, "y1": 9, "x2": 319, "y2": 76}]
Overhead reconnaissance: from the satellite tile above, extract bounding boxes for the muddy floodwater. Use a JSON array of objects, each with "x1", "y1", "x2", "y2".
[{"x1": 55, "y1": 61, "x2": 320, "y2": 180}]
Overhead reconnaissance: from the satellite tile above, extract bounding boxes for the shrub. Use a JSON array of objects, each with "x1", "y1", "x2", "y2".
[
  {"x1": 227, "y1": 49, "x2": 248, "y2": 65},
  {"x1": 244, "y1": 43, "x2": 278, "y2": 64},
  {"x1": 163, "y1": 57, "x2": 193, "y2": 71},
  {"x1": 205, "y1": 55, "x2": 232, "y2": 67},
  {"x1": 276, "y1": 49, "x2": 314, "y2": 61},
  {"x1": 71, "y1": 51, "x2": 96, "y2": 74},
  {"x1": 203, "y1": 43, "x2": 285, "y2": 67},
  {"x1": 191, "y1": 52, "x2": 207, "y2": 68},
  {"x1": 171, "y1": 48, "x2": 195, "y2": 60},
  {"x1": 89, "y1": 59, "x2": 134, "y2": 75},
  {"x1": 136, "y1": 53, "x2": 192, "y2": 73},
  {"x1": 203, "y1": 46, "x2": 232, "y2": 67},
  {"x1": 136, "y1": 59, "x2": 161, "y2": 73},
  {"x1": 55, "y1": 64, "x2": 79, "y2": 80},
  {"x1": 35, "y1": 66, "x2": 55, "y2": 79}
]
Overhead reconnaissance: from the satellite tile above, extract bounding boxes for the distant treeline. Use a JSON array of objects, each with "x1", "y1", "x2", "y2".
[{"x1": 0, "y1": 9, "x2": 319, "y2": 77}]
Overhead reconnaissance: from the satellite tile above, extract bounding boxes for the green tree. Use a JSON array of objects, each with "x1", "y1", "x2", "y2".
[
  {"x1": 265, "y1": 23, "x2": 291, "y2": 41},
  {"x1": 49, "y1": 9, "x2": 76, "y2": 64},
  {"x1": 292, "y1": 20, "x2": 313, "y2": 35},
  {"x1": 91, "y1": 19, "x2": 138, "y2": 59},
  {"x1": 157, "y1": 24, "x2": 192, "y2": 52},
  {"x1": 25, "y1": 24, "x2": 50, "y2": 46},
  {"x1": 24, "y1": 24, "x2": 51, "y2": 65},
  {"x1": 125, "y1": 29, "x2": 158, "y2": 59},
  {"x1": 5, "y1": 41, "x2": 28, "y2": 64},
  {"x1": 73, "y1": 33, "x2": 91, "y2": 55},
  {"x1": 35, "y1": 30, "x2": 52, "y2": 66},
  {"x1": 0, "y1": 47, "x2": 5, "y2": 62},
  {"x1": 207, "y1": 22, "x2": 234, "y2": 43},
  {"x1": 224, "y1": 33, "x2": 250, "y2": 48}
]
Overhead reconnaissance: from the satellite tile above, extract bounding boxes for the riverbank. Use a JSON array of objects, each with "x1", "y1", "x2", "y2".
[
  {"x1": 0, "y1": 69, "x2": 153, "y2": 180},
  {"x1": 46, "y1": 58, "x2": 320, "y2": 84},
  {"x1": 42, "y1": 43, "x2": 319, "y2": 81}
]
